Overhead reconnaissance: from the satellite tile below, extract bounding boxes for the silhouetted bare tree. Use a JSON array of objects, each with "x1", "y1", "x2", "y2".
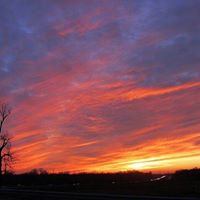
[{"x1": 0, "y1": 103, "x2": 13, "y2": 176}]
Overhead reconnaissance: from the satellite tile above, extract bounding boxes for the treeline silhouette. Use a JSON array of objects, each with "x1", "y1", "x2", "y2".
[
  {"x1": 1, "y1": 168, "x2": 200, "y2": 197},
  {"x1": 2, "y1": 170, "x2": 152, "y2": 186},
  {"x1": 172, "y1": 168, "x2": 200, "y2": 181}
]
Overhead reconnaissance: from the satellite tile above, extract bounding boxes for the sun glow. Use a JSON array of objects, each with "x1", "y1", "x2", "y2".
[
  {"x1": 130, "y1": 162, "x2": 148, "y2": 170},
  {"x1": 128, "y1": 160, "x2": 171, "y2": 171}
]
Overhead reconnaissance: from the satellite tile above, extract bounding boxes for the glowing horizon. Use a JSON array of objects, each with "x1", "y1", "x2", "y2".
[{"x1": 0, "y1": 0, "x2": 200, "y2": 174}]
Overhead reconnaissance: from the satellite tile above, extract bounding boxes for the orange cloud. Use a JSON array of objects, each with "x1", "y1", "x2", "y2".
[
  {"x1": 123, "y1": 81, "x2": 200, "y2": 101},
  {"x1": 1, "y1": 1, "x2": 199, "y2": 174}
]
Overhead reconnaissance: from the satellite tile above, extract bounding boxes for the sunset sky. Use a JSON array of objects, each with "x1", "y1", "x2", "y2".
[{"x1": 0, "y1": 0, "x2": 200, "y2": 173}]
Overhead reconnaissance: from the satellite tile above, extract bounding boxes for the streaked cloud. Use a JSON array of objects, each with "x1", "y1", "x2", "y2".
[{"x1": 0, "y1": 0, "x2": 199, "y2": 173}]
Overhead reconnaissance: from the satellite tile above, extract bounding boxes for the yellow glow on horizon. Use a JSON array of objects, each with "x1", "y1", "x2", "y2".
[
  {"x1": 125, "y1": 154, "x2": 200, "y2": 172},
  {"x1": 128, "y1": 160, "x2": 170, "y2": 171},
  {"x1": 130, "y1": 162, "x2": 148, "y2": 170}
]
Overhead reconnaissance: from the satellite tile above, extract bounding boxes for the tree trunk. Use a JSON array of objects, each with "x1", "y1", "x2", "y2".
[
  {"x1": 0, "y1": 156, "x2": 2, "y2": 176},
  {"x1": 0, "y1": 148, "x2": 2, "y2": 175},
  {"x1": 0, "y1": 155, "x2": 2, "y2": 186}
]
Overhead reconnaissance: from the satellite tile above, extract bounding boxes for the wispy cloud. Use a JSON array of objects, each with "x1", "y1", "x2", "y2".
[{"x1": 0, "y1": 0, "x2": 199, "y2": 173}]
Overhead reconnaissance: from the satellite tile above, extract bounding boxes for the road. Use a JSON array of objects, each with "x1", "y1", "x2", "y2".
[{"x1": 0, "y1": 188, "x2": 200, "y2": 200}]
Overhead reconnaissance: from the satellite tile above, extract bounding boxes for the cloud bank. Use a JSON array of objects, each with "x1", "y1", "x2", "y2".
[{"x1": 0, "y1": 0, "x2": 200, "y2": 173}]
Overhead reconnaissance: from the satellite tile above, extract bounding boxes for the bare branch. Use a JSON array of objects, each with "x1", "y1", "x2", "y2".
[
  {"x1": 0, "y1": 103, "x2": 11, "y2": 134},
  {"x1": 0, "y1": 103, "x2": 13, "y2": 175},
  {"x1": 0, "y1": 134, "x2": 10, "y2": 151}
]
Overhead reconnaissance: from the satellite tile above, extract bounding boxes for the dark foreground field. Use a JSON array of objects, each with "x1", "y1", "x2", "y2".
[
  {"x1": 1, "y1": 188, "x2": 200, "y2": 200},
  {"x1": 0, "y1": 169, "x2": 200, "y2": 199}
]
